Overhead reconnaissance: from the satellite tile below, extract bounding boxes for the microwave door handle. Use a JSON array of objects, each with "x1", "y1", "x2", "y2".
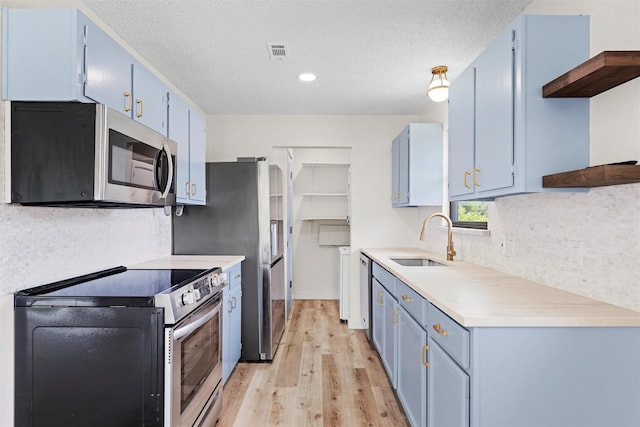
[
  {"x1": 161, "y1": 142, "x2": 174, "y2": 200},
  {"x1": 156, "y1": 142, "x2": 174, "y2": 200}
]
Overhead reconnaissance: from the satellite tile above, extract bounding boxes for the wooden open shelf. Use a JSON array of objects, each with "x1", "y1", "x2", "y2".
[
  {"x1": 542, "y1": 164, "x2": 640, "y2": 188},
  {"x1": 543, "y1": 51, "x2": 640, "y2": 98}
]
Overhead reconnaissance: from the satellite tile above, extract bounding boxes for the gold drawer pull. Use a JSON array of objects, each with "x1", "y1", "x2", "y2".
[
  {"x1": 432, "y1": 323, "x2": 448, "y2": 336},
  {"x1": 422, "y1": 344, "x2": 430, "y2": 367},
  {"x1": 392, "y1": 309, "x2": 399, "y2": 326},
  {"x1": 377, "y1": 291, "x2": 383, "y2": 305},
  {"x1": 123, "y1": 91, "x2": 132, "y2": 112},
  {"x1": 135, "y1": 98, "x2": 144, "y2": 118},
  {"x1": 401, "y1": 295, "x2": 412, "y2": 302},
  {"x1": 473, "y1": 167, "x2": 481, "y2": 187},
  {"x1": 463, "y1": 170, "x2": 471, "y2": 189}
]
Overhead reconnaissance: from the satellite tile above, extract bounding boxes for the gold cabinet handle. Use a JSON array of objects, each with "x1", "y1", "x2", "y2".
[
  {"x1": 123, "y1": 91, "x2": 132, "y2": 112},
  {"x1": 185, "y1": 181, "x2": 190, "y2": 196},
  {"x1": 401, "y1": 295, "x2": 412, "y2": 302},
  {"x1": 191, "y1": 183, "x2": 197, "y2": 196},
  {"x1": 473, "y1": 167, "x2": 481, "y2": 187},
  {"x1": 463, "y1": 170, "x2": 471, "y2": 189},
  {"x1": 432, "y1": 323, "x2": 448, "y2": 336},
  {"x1": 394, "y1": 191, "x2": 400, "y2": 202},
  {"x1": 392, "y1": 309, "x2": 399, "y2": 326},
  {"x1": 422, "y1": 344, "x2": 430, "y2": 367},
  {"x1": 135, "y1": 99, "x2": 144, "y2": 118},
  {"x1": 377, "y1": 291, "x2": 383, "y2": 305}
]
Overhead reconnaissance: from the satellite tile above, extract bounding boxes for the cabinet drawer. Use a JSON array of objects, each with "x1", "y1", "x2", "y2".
[
  {"x1": 226, "y1": 264, "x2": 242, "y2": 290},
  {"x1": 427, "y1": 302, "x2": 469, "y2": 370},
  {"x1": 396, "y1": 279, "x2": 425, "y2": 324},
  {"x1": 372, "y1": 263, "x2": 396, "y2": 295}
]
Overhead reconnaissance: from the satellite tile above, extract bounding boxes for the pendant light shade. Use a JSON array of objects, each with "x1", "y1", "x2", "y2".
[{"x1": 427, "y1": 65, "x2": 450, "y2": 102}]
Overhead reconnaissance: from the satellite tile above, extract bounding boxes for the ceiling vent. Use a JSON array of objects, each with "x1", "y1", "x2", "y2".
[{"x1": 267, "y1": 43, "x2": 289, "y2": 61}]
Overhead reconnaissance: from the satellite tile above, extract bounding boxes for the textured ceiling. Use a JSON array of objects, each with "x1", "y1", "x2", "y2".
[{"x1": 79, "y1": 0, "x2": 532, "y2": 115}]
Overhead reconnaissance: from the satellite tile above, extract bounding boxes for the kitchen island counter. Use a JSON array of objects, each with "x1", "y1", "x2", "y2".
[
  {"x1": 129, "y1": 255, "x2": 245, "y2": 272},
  {"x1": 362, "y1": 247, "x2": 640, "y2": 327}
]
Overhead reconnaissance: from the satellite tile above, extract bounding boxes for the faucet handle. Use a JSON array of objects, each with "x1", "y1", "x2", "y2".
[{"x1": 447, "y1": 245, "x2": 457, "y2": 261}]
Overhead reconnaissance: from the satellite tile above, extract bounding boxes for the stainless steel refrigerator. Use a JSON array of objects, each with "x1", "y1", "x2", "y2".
[{"x1": 172, "y1": 158, "x2": 285, "y2": 361}]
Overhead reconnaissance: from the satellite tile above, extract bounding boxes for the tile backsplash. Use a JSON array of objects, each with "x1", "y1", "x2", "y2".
[
  {"x1": 419, "y1": 183, "x2": 640, "y2": 312},
  {"x1": 0, "y1": 203, "x2": 172, "y2": 294}
]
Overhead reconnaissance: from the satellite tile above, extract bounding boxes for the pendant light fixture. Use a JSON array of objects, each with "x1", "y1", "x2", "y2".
[{"x1": 427, "y1": 65, "x2": 450, "y2": 102}]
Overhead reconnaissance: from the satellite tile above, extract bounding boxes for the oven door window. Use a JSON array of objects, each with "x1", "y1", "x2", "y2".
[{"x1": 180, "y1": 309, "x2": 219, "y2": 412}]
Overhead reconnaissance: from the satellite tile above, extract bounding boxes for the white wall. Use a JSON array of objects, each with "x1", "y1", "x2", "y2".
[{"x1": 418, "y1": 0, "x2": 640, "y2": 312}]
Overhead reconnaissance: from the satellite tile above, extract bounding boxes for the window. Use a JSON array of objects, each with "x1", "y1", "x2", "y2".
[{"x1": 450, "y1": 201, "x2": 488, "y2": 229}]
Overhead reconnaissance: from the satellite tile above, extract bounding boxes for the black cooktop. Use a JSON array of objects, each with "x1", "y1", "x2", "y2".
[{"x1": 15, "y1": 266, "x2": 208, "y2": 307}]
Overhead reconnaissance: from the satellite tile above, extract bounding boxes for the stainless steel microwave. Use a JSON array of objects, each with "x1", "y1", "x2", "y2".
[{"x1": 10, "y1": 102, "x2": 177, "y2": 207}]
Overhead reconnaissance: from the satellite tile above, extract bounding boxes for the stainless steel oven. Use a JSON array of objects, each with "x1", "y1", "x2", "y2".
[
  {"x1": 14, "y1": 266, "x2": 226, "y2": 427},
  {"x1": 165, "y1": 292, "x2": 223, "y2": 427}
]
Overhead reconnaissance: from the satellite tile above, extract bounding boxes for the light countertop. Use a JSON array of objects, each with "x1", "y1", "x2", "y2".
[
  {"x1": 129, "y1": 255, "x2": 245, "y2": 272},
  {"x1": 362, "y1": 248, "x2": 640, "y2": 327}
]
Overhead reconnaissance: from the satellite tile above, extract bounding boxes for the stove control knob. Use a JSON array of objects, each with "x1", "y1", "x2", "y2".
[
  {"x1": 211, "y1": 275, "x2": 221, "y2": 287},
  {"x1": 193, "y1": 289, "x2": 202, "y2": 301},
  {"x1": 182, "y1": 291, "x2": 195, "y2": 305}
]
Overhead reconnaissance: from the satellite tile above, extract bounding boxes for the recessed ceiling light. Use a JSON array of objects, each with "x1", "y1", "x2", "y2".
[{"x1": 298, "y1": 73, "x2": 317, "y2": 82}]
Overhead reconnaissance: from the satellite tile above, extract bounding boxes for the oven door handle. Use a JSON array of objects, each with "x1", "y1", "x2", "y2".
[{"x1": 173, "y1": 305, "x2": 218, "y2": 340}]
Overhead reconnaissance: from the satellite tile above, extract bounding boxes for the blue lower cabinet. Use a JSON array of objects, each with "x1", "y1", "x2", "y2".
[
  {"x1": 396, "y1": 307, "x2": 428, "y2": 427},
  {"x1": 370, "y1": 262, "x2": 640, "y2": 427},
  {"x1": 222, "y1": 264, "x2": 242, "y2": 384},
  {"x1": 372, "y1": 279, "x2": 385, "y2": 355},
  {"x1": 372, "y1": 279, "x2": 398, "y2": 387},
  {"x1": 427, "y1": 336, "x2": 469, "y2": 427}
]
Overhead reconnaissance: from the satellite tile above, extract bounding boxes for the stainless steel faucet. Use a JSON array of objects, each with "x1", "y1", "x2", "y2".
[{"x1": 419, "y1": 213, "x2": 456, "y2": 261}]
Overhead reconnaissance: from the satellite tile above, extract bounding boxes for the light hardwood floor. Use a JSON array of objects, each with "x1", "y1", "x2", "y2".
[{"x1": 219, "y1": 300, "x2": 409, "y2": 427}]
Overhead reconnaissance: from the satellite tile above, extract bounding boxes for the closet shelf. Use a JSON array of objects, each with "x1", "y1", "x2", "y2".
[
  {"x1": 301, "y1": 162, "x2": 350, "y2": 168},
  {"x1": 542, "y1": 164, "x2": 640, "y2": 188},
  {"x1": 302, "y1": 193, "x2": 348, "y2": 197},
  {"x1": 543, "y1": 51, "x2": 640, "y2": 98}
]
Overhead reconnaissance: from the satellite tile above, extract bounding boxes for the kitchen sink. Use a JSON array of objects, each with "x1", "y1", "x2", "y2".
[{"x1": 390, "y1": 257, "x2": 446, "y2": 267}]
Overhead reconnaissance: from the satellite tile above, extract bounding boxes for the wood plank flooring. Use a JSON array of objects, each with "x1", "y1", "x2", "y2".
[{"x1": 219, "y1": 300, "x2": 409, "y2": 427}]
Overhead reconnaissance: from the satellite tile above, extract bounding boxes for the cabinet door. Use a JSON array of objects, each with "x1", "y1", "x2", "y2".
[
  {"x1": 2, "y1": 8, "x2": 87, "y2": 101},
  {"x1": 448, "y1": 66, "x2": 476, "y2": 199},
  {"x1": 372, "y1": 280, "x2": 385, "y2": 355},
  {"x1": 428, "y1": 337, "x2": 469, "y2": 427},
  {"x1": 392, "y1": 127, "x2": 410, "y2": 205},
  {"x1": 188, "y1": 109, "x2": 207, "y2": 204},
  {"x1": 132, "y1": 64, "x2": 168, "y2": 135},
  {"x1": 84, "y1": 20, "x2": 133, "y2": 115},
  {"x1": 382, "y1": 288, "x2": 398, "y2": 387},
  {"x1": 474, "y1": 26, "x2": 514, "y2": 195},
  {"x1": 169, "y1": 93, "x2": 191, "y2": 204},
  {"x1": 222, "y1": 287, "x2": 232, "y2": 383},
  {"x1": 397, "y1": 307, "x2": 427, "y2": 427},
  {"x1": 229, "y1": 284, "x2": 242, "y2": 369}
]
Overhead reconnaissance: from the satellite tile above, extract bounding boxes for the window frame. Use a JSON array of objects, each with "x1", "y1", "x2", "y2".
[{"x1": 450, "y1": 201, "x2": 488, "y2": 230}]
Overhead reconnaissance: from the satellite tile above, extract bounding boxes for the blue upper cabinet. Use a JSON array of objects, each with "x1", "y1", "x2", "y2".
[
  {"x1": 83, "y1": 17, "x2": 134, "y2": 115},
  {"x1": 2, "y1": 8, "x2": 169, "y2": 137},
  {"x1": 2, "y1": 8, "x2": 90, "y2": 102},
  {"x1": 131, "y1": 64, "x2": 168, "y2": 135},
  {"x1": 170, "y1": 91, "x2": 206, "y2": 205},
  {"x1": 448, "y1": 15, "x2": 590, "y2": 201},
  {"x1": 392, "y1": 123, "x2": 443, "y2": 207}
]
